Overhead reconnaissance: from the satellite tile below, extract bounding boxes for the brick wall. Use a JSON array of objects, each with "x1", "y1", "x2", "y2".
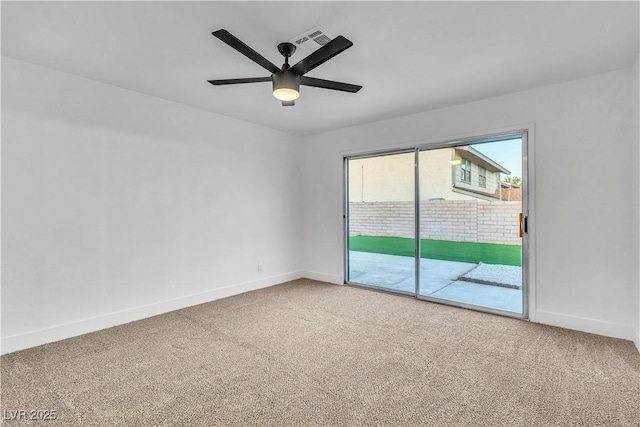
[
  {"x1": 349, "y1": 200, "x2": 521, "y2": 244},
  {"x1": 476, "y1": 201, "x2": 522, "y2": 244}
]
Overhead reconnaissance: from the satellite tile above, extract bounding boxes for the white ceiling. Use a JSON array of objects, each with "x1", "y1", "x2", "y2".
[{"x1": 2, "y1": 1, "x2": 638, "y2": 136}]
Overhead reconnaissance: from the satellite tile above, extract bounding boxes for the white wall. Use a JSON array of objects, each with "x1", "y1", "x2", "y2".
[
  {"x1": 1, "y1": 57, "x2": 303, "y2": 353},
  {"x1": 302, "y1": 67, "x2": 637, "y2": 341},
  {"x1": 633, "y1": 54, "x2": 640, "y2": 351},
  {"x1": 2, "y1": 55, "x2": 638, "y2": 353}
]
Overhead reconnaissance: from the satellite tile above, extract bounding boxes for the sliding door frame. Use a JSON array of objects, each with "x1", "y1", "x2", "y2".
[{"x1": 343, "y1": 125, "x2": 533, "y2": 320}]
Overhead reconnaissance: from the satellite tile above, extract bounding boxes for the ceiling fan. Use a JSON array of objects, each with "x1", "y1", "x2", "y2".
[{"x1": 208, "y1": 29, "x2": 362, "y2": 106}]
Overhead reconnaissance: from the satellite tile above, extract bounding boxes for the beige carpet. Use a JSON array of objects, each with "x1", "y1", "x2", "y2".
[{"x1": 2, "y1": 279, "x2": 639, "y2": 426}]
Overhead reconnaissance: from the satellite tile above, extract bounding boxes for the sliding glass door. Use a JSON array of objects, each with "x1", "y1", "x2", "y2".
[
  {"x1": 346, "y1": 151, "x2": 415, "y2": 294},
  {"x1": 345, "y1": 132, "x2": 527, "y2": 317},
  {"x1": 417, "y1": 138, "x2": 524, "y2": 314}
]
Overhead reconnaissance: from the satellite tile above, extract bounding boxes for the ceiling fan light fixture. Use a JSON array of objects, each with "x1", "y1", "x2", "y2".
[
  {"x1": 273, "y1": 87, "x2": 300, "y2": 101},
  {"x1": 272, "y1": 71, "x2": 300, "y2": 101}
]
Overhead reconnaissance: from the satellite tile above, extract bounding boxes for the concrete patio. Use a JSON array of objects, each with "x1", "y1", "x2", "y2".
[{"x1": 348, "y1": 251, "x2": 523, "y2": 314}]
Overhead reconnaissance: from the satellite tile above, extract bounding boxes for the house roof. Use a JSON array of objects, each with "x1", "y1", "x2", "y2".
[
  {"x1": 501, "y1": 182, "x2": 522, "y2": 189},
  {"x1": 455, "y1": 146, "x2": 511, "y2": 175},
  {"x1": 452, "y1": 186, "x2": 501, "y2": 202}
]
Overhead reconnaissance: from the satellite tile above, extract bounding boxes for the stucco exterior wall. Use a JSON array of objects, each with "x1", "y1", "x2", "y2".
[
  {"x1": 348, "y1": 152, "x2": 415, "y2": 202},
  {"x1": 348, "y1": 148, "x2": 500, "y2": 202}
]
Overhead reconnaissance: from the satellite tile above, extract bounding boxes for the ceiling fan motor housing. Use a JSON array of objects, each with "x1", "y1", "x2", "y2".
[{"x1": 272, "y1": 70, "x2": 301, "y2": 99}]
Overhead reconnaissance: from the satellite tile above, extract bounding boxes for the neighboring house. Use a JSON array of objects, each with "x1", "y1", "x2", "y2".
[
  {"x1": 499, "y1": 182, "x2": 523, "y2": 201},
  {"x1": 349, "y1": 146, "x2": 510, "y2": 202},
  {"x1": 448, "y1": 146, "x2": 511, "y2": 201}
]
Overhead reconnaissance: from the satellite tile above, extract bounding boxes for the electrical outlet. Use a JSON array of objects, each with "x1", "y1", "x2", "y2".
[{"x1": 258, "y1": 264, "x2": 263, "y2": 274}]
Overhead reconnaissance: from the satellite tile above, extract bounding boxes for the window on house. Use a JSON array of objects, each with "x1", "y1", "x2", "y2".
[
  {"x1": 461, "y1": 159, "x2": 471, "y2": 183},
  {"x1": 479, "y1": 166, "x2": 486, "y2": 187}
]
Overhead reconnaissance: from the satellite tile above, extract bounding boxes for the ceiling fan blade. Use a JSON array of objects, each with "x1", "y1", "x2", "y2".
[
  {"x1": 300, "y1": 76, "x2": 362, "y2": 93},
  {"x1": 208, "y1": 77, "x2": 272, "y2": 85},
  {"x1": 290, "y1": 36, "x2": 353, "y2": 76},
  {"x1": 212, "y1": 29, "x2": 280, "y2": 74},
  {"x1": 282, "y1": 101, "x2": 295, "y2": 107}
]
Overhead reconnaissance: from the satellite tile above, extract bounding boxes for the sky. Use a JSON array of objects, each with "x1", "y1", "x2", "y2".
[{"x1": 472, "y1": 137, "x2": 522, "y2": 178}]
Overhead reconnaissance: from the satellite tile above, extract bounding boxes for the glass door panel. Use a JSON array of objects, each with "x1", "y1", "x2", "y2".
[
  {"x1": 418, "y1": 138, "x2": 523, "y2": 314},
  {"x1": 346, "y1": 152, "x2": 415, "y2": 294}
]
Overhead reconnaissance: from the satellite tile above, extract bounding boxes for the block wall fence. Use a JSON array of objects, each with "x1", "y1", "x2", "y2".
[{"x1": 348, "y1": 200, "x2": 522, "y2": 245}]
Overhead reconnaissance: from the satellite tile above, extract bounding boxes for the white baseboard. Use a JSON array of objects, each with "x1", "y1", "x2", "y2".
[
  {"x1": 534, "y1": 310, "x2": 634, "y2": 342},
  {"x1": 300, "y1": 271, "x2": 343, "y2": 285},
  {"x1": 8, "y1": 274, "x2": 633, "y2": 355},
  {"x1": 1, "y1": 271, "x2": 303, "y2": 355}
]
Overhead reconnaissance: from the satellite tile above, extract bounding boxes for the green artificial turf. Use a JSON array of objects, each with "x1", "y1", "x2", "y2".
[{"x1": 349, "y1": 235, "x2": 522, "y2": 266}]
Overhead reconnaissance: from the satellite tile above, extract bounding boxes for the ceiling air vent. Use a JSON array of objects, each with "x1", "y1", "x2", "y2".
[{"x1": 288, "y1": 26, "x2": 335, "y2": 55}]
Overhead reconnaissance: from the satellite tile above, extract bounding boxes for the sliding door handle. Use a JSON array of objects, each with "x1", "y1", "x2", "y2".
[
  {"x1": 519, "y1": 213, "x2": 528, "y2": 237},
  {"x1": 519, "y1": 213, "x2": 523, "y2": 238}
]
